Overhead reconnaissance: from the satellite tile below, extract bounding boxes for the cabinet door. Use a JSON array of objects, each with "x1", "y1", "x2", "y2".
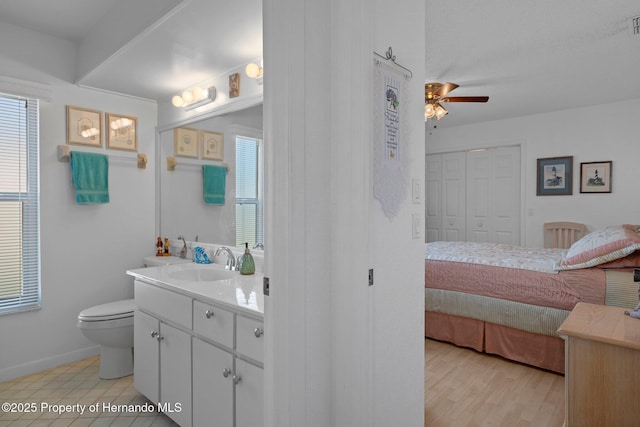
[
  {"x1": 236, "y1": 316, "x2": 264, "y2": 363},
  {"x1": 235, "y1": 359, "x2": 263, "y2": 427},
  {"x1": 193, "y1": 338, "x2": 234, "y2": 427},
  {"x1": 160, "y1": 323, "x2": 192, "y2": 427},
  {"x1": 134, "y1": 310, "x2": 159, "y2": 403}
]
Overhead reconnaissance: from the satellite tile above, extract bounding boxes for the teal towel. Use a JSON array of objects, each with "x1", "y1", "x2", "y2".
[
  {"x1": 202, "y1": 165, "x2": 226, "y2": 205},
  {"x1": 70, "y1": 151, "x2": 110, "y2": 204}
]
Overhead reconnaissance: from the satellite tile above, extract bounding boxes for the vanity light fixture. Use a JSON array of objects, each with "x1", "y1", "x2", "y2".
[
  {"x1": 172, "y1": 86, "x2": 217, "y2": 111},
  {"x1": 245, "y1": 60, "x2": 263, "y2": 85}
]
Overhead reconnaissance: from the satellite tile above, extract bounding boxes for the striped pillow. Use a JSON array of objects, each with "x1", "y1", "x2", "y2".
[{"x1": 555, "y1": 224, "x2": 640, "y2": 270}]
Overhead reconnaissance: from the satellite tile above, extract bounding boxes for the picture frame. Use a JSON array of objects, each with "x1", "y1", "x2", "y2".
[
  {"x1": 174, "y1": 127, "x2": 199, "y2": 158},
  {"x1": 580, "y1": 161, "x2": 612, "y2": 193},
  {"x1": 229, "y1": 72, "x2": 240, "y2": 98},
  {"x1": 536, "y1": 156, "x2": 573, "y2": 196},
  {"x1": 201, "y1": 130, "x2": 224, "y2": 160},
  {"x1": 106, "y1": 113, "x2": 137, "y2": 151},
  {"x1": 66, "y1": 105, "x2": 102, "y2": 147}
]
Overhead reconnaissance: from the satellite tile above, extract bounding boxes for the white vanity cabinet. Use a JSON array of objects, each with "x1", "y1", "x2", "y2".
[
  {"x1": 130, "y1": 267, "x2": 264, "y2": 427},
  {"x1": 192, "y1": 300, "x2": 264, "y2": 427},
  {"x1": 134, "y1": 281, "x2": 192, "y2": 427}
]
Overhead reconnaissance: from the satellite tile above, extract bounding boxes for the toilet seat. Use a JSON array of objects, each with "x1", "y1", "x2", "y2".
[{"x1": 78, "y1": 299, "x2": 136, "y2": 322}]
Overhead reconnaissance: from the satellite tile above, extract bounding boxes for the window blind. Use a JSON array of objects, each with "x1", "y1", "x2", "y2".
[
  {"x1": 0, "y1": 94, "x2": 40, "y2": 314},
  {"x1": 235, "y1": 136, "x2": 264, "y2": 248}
]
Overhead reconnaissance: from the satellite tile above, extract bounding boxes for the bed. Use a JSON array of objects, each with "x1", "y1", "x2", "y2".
[{"x1": 425, "y1": 224, "x2": 640, "y2": 373}]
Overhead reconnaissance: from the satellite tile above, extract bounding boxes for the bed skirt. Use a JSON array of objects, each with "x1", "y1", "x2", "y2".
[{"x1": 425, "y1": 310, "x2": 565, "y2": 374}]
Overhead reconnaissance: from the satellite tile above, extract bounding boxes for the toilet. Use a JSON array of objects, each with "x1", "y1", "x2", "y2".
[
  {"x1": 77, "y1": 299, "x2": 136, "y2": 379},
  {"x1": 77, "y1": 255, "x2": 191, "y2": 379}
]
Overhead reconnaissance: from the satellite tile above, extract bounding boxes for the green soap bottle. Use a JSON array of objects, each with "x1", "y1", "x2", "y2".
[{"x1": 240, "y1": 242, "x2": 255, "y2": 275}]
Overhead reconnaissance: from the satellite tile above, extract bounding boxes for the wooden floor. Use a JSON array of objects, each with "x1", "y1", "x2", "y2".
[{"x1": 425, "y1": 339, "x2": 565, "y2": 427}]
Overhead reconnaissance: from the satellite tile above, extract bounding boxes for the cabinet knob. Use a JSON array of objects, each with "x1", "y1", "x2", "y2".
[
  {"x1": 205, "y1": 309, "x2": 214, "y2": 319},
  {"x1": 232, "y1": 374, "x2": 242, "y2": 385},
  {"x1": 150, "y1": 331, "x2": 158, "y2": 339},
  {"x1": 222, "y1": 368, "x2": 232, "y2": 378},
  {"x1": 254, "y1": 327, "x2": 264, "y2": 338}
]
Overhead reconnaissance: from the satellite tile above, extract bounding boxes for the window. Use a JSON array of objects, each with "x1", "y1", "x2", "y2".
[
  {"x1": 235, "y1": 135, "x2": 264, "y2": 248},
  {"x1": 0, "y1": 94, "x2": 40, "y2": 314}
]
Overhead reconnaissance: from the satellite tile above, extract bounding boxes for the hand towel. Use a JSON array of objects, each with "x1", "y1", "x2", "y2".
[
  {"x1": 202, "y1": 165, "x2": 226, "y2": 205},
  {"x1": 70, "y1": 151, "x2": 110, "y2": 204}
]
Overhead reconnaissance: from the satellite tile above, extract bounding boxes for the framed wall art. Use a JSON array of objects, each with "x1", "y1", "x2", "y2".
[
  {"x1": 66, "y1": 105, "x2": 102, "y2": 147},
  {"x1": 537, "y1": 156, "x2": 573, "y2": 196},
  {"x1": 174, "y1": 127, "x2": 199, "y2": 158},
  {"x1": 201, "y1": 130, "x2": 224, "y2": 160},
  {"x1": 580, "y1": 161, "x2": 612, "y2": 193},
  {"x1": 229, "y1": 72, "x2": 240, "y2": 98},
  {"x1": 106, "y1": 113, "x2": 137, "y2": 151}
]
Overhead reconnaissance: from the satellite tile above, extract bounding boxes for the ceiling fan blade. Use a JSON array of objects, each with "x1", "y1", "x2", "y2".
[
  {"x1": 441, "y1": 96, "x2": 489, "y2": 103},
  {"x1": 434, "y1": 82, "x2": 459, "y2": 98}
]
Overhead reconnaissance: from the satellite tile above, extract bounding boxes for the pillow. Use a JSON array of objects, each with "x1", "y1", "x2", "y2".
[
  {"x1": 597, "y1": 250, "x2": 640, "y2": 269},
  {"x1": 555, "y1": 224, "x2": 640, "y2": 270}
]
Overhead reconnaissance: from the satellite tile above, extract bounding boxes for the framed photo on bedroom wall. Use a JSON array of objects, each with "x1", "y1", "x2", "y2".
[
  {"x1": 536, "y1": 156, "x2": 573, "y2": 196},
  {"x1": 580, "y1": 161, "x2": 612, "y2": 193}
]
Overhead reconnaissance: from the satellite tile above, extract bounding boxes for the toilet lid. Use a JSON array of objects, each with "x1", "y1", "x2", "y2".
[{"x1": 78, "y1": 299, "x2": 136, "y2": 321}]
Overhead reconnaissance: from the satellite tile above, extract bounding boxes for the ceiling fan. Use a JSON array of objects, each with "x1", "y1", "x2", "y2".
[{"x1": 424, "y1": 82, "x2": 489, "y2": 120}]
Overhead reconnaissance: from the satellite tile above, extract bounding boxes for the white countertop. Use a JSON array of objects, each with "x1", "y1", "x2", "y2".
[{"x1": 127, "y1": 262, "x2": 264, "y2": 317}]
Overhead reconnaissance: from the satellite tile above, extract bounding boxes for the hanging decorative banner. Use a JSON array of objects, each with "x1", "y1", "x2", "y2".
[
  {"x1": 384, "y1": 74, "x2": 401, "y2": 161},
  {"x1": 373, "y1": 47, "x2": 412, "y2": 219}
]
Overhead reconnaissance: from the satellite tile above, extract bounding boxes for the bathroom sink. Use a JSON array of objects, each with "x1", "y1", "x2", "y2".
[{"x1": 167, "y1": 267, "x2": 235, "y2": 282}]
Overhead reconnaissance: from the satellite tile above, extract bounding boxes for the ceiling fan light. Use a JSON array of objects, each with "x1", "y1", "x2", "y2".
[
  {"x1": 424, "y1": 103, "x2": 435, "y2": 119},
  {"x1": 434, "y1": 103, "x2": 448, "y2": 120}
]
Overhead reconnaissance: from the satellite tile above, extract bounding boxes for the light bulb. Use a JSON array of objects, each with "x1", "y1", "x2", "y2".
[
  {"x1": 245, "y1": 63, "x2": 262, "y2": 78},
  {"x1": 181, "y1": 90, "x2": 194, "y2": 104},
  {"x1": 172, "y1": 95, "x2": 184, "y2": 107},
  {"x1": 192, "y1": 87, "x2": 205, "y2": 101}
]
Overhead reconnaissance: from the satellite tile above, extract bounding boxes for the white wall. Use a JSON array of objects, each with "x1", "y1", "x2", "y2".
[
  {"x1": 426, "y1": 98, "x2": 640, "y2": 248},
  {"x1": 0, "y1": 25, "x2": 157, "y2": 381},
  {"x1": 263, "y1": 0, "x2": 425, "y2": 425}
]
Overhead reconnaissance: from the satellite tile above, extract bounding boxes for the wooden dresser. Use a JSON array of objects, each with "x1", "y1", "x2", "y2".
[{"x1": 557, "y1": 302, "x2": 640, "y2": 427}]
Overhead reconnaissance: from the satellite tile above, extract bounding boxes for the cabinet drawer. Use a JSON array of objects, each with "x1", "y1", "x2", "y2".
[
  {"x1": 236, "y1": 316, "x2": 264, "y2": 363},
  {"x1": 192, "y1": 300, "x2": 233, "y2": 348},
  {"x1": 135, "y1": 280, "x2": 192, "y2": 329}
]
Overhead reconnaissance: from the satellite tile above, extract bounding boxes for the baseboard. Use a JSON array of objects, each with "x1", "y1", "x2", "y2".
[{"x1": 0, "y1": 345, "x2": 100, "y2": 382}]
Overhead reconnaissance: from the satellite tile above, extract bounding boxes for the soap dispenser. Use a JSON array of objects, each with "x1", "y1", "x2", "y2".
[{"x1": 239, "y1": 242, "x2": 255, "y2": 275}]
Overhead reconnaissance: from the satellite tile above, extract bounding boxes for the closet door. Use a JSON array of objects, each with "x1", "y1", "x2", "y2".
[
  {"x1": 425, "y1": 152, "x2": 466, "y2": 242},
  {"x1": 466, "y1": 146, "x2": 520, "y2": 244},
  {"x1": 441, "y1": 152, "x2": 466, "y2": 241},
  {"x1": 425, "y1": 154, "x2": 442, "y2": 242}
]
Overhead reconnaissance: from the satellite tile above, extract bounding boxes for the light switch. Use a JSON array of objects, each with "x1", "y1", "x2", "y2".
[
  {"x1": 412, "y1": 213, "x2": 422, "y2": 239},
  {"x1": 412, "y1": 178, "x2": 421, "y2": 204}
]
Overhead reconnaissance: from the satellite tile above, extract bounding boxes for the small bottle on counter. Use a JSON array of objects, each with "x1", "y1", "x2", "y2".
[{"x1": 239, "y1": 242, "x2": 255, "y2": 275}]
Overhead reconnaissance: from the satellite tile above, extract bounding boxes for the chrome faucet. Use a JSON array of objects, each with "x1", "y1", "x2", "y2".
[
  {"x1": 214, "y1": 246, "x2": 237, "y2": 271},
  {"x1": 253, "y1": 243, "x2": 264, "y2": 250},
  {"x1": 178, "y1": 235, "x2": 188, "y2": 259}
]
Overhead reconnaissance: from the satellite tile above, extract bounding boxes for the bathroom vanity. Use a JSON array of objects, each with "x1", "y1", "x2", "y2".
[{"x1": 127, "y1": 262, "x2": 264, "y2": 427}]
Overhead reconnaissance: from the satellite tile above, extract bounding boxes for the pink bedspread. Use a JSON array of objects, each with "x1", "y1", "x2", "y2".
[{"x1": 425, "y1": 243, "x2": 606, "y2": 310}]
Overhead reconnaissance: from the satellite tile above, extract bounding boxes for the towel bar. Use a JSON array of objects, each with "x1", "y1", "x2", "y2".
[
  {"x1": 57, "y1": 145, "x2": 147, "y2": 169},
  {"x1": 166, "y1": 156, "x2": 229, "y2": 172}
]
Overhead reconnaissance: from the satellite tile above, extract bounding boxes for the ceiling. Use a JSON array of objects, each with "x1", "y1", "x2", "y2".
[{"x1": 1, "y1": 0, "x2": 639, "y2": 128}]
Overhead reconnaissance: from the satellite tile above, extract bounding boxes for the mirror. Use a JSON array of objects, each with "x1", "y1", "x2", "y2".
[{"x1": 159, "y1": 103, "x2": 263, "y2": 246}]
